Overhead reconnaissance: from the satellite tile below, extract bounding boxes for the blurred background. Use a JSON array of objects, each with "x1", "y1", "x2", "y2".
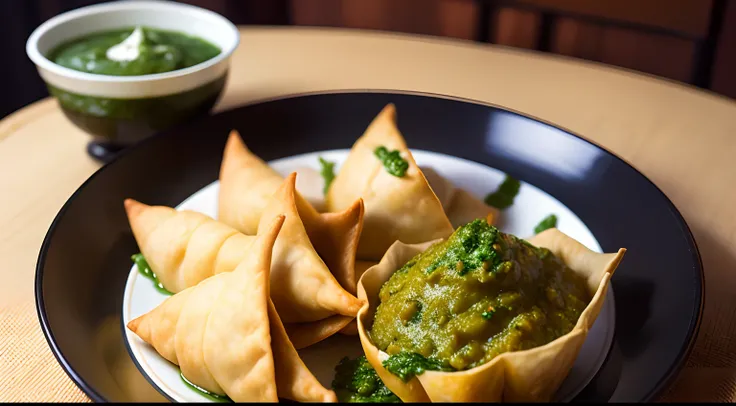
[{"x1": 4, "y1": 0, "x2": 735, "y2": 118}]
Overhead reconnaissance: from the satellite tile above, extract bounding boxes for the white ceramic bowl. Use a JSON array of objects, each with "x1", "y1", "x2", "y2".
[{"x1": 25, "y1": 0, "x2": 240, "y2": 160}]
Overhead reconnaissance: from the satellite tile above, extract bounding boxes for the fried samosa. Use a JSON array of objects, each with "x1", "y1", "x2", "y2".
[
  {"x1": 218, "y1": 131, "x2": 365, "y2": 295},
  {"x1": 325, "y1": 103, "x2": 454, "y2": 261},
  {"x1": 127, "y1": 215, "x2": 337, "y2": 402}
]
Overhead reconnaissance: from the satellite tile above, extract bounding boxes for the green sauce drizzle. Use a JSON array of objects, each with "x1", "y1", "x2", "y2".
[
  {"x1": 382, "y1": 352, "x2": 454, "y2": 382},
  {"x1": 131, "y1": 253, "x2": 173, "y2": 296},
  {"x1": 318, "y1": 157, "x2": 336, "y2": 195},
  {"x1": 374, "y1": 146, "x2": 409, "y2": 177},
  {"x1": 180, "y1": 371, "x2": 232, "y2": 403},
  {"x1": 332, "y1": 356, "x2": 401, "y2": 403},
  {"x1": 484, "y1": 175, "x2": 521, "y2": 209},
  {"x1": 534, "y1": 214, "x2": 558, "y2": 234}
]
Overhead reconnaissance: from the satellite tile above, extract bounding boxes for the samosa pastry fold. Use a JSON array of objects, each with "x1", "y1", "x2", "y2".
[
  {"x1": 445, "y1": 188, "x2": 498, "y2": 229},
  {"x1": 127, "y1": 215, "x2": 336, "y2": 402},
  {"x1": 420, "y1": 166, "x2": 455, "y2": 209},
  {"x1": 218, "y1": 130, "x2": 285, "y2": 235},
  {"x1": 126, "y1": 191, "x2": 362, "y2": 346},
  {"x1": 301, "y1": 199, "x2": 365, "y2": 296},
  {"x1": 269, "y1": 300, "x2": 338, "y2": 402},
  {"x1": 421, "y1": 166, "x2": 498, "y2": 228},
  {"x1": 326, "y1": 103, "x2": 454, "y2": 261},
  {"x1": 126, "y1": 196, "x2": 366, "y2": 304},
  {"x1": 218, "y1": 130, "x2": 365, "y2": 295},
  {"x1": 283, "y1": 314, "x2": 356, "y2": 350},
  {"x1": 124, "y1": 198, "x2": 257, "y2": 294},
  {"x1": 259, "y1": 172, "x2": 364, "y2": 323}
]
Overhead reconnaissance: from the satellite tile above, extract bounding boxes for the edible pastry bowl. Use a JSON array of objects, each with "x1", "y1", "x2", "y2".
[
  {"x1": 356, "y1": 228, "x2": 626, "y2": 403},
  {"x1": 25, "y1": 0, "x2": 239, "y2": 161}
]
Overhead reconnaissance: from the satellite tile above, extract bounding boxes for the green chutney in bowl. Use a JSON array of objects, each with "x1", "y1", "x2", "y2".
[
  {"x1": 48, "y1": 26, "x2": 222, "y2": 76},
  {"x1": 26, "y1": 1, "x2": 240, "y2": 162}
]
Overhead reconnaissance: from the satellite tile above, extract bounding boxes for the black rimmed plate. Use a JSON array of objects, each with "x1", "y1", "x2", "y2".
[{"x1": 36, "y1": 90, "x2": 703, "y2": 402}]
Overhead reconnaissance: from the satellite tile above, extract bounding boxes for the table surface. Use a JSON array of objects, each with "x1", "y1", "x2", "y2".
[{"x1": 1, "y1": 26, "x2": 735, "y2": 403}]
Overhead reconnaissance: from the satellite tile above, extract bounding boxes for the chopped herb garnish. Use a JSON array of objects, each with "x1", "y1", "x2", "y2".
[
  {"x1": 484, "y1": 175, "x2": 521, "y2": 210},
  {"x1": 332, "y1": 356, "x2": 401, "y2": 403},
  {"x1": 374, "y1": 146, "x2": 409, "y2": 177},
  {"x1": 318, "y1": 157, "x2": 336, "y2": 195},
  {"x1": 382, "y1": 352, "x2": 454, "y2": 382},
  {"x1": 423, "y1": 219, "x2": 500, "y2": 275},
  {"x1": 534, "y1": 214, "x2": 558, "y2": 234}
]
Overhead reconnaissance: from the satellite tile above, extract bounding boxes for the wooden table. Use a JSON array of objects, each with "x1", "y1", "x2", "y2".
[{"x1": 1, "y1": 26, "x2": 734, "y2": 402}]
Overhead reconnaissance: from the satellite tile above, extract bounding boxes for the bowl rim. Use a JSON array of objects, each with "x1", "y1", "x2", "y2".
[{"x1": 25, "y1": 0, "x2": 240, "y2": 84}]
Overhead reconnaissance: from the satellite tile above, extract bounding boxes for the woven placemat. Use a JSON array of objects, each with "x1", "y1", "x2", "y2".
[{"x1": 0, "y1": 301, "x2": 89, "y2": 402}]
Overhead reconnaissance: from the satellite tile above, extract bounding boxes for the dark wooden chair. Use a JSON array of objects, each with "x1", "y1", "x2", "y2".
[
  {"x1": 480, "y1": 0, "x2": 727, "y2": 88},
  {"x1": 288, "y1": 0, "x2": 731, "y2": 92}
]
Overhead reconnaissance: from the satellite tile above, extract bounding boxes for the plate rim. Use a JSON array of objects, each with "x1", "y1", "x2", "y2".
[{"x1": 34, "y1": 88, "x2": 705, "y2": 403}]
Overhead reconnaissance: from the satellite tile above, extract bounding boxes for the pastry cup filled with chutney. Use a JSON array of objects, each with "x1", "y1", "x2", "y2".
[{"x1": 356, "y1": 219, "x2": 626, "y2": 402}]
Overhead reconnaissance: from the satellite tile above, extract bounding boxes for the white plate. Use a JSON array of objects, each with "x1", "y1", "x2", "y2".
[{"x1": 122, "y1": 149, "x2": 615, "y2": 402}]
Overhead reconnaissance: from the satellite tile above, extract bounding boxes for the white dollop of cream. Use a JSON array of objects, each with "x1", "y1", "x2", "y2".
[{"x1": 106, "y1": 26, "x2": 144, "y2": 62}]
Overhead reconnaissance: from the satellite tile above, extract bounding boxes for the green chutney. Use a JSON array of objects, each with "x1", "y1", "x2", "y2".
[
  {"x1": 369, "y1": 219, "x2": 590, "y2": 373},
  {"x1": 374, "y1": 146, "x2": 409, "y2": 177},
  {"x1": 132, "y1": 253, "x2": 173, "y2": 296},
  {"x1": 48, "y1": 26, "x2": 221, "y2": 76},
  {"x1": 484, "y1": 174, "x2": 521, "y2": 210},
  {"x1": 332, "y1": 356, "x2": 401, "y2": 403}
]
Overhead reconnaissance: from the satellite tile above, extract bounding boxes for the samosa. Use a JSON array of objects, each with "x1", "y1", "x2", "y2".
[
  {"x1": 218, "y1": 131, "x2": 365, "y2": 295},
  {"x1": 258, "y1": 172, "x2": 363, "y2": 323},
  {"x1": 326, "y1": 103, "x2": 455, "y2": 261},
  {"x1": 127, "y1": 215, "x2": 337, "y2": 402},
  {"x1": 125, "y1": 199, "x2": 256, "y2": 293}
]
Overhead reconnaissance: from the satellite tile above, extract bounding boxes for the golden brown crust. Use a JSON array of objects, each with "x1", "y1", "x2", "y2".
[
  {"x1": 217, "y1": 130, "x2": 367, "y2": 299},
  {"x1": 125, "y1": 198, "x2": 257, "y2": 293},
  {"x1": 259, "y1": 173, "x2": 364, "y2": 324},
  {"x1": 283, "y1": 315, "x2": 357, "y2": 350},
  {"x1": 326, "y1": 104, "x2": 454, "y2": 261},
  {"x1": 127, "y1": 216, "x2": 337, "y2": 402}
]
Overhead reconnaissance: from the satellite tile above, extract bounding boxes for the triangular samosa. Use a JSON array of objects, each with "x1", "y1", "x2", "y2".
[
  {"x1": 218, "y1": 130, "x2": 365, "y2": 295},
  {"x1": 127, "y1": 215, "x2": 337, "y2": 402},
  {"x1": 125, "y1": 199, "x2": 256, "y2": 293},
  {"x1": 258, "y1": 173, "x2": 363, "y2": 323},
  {"x1": 445, "y1": 188, "x2": 498, "y2": 229},
  {"x1": 422, "y1": 166, "x2": 498, "y2": 228},
  {"x1": 218, "y1": 131, "x2": 284, "y2": 236},
  {"x1": 125, "y1": 194, "x2": 362, "y2": 347},
  {"x1": 326, "y1": 103, "x2": 454, "y2": 260}
]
